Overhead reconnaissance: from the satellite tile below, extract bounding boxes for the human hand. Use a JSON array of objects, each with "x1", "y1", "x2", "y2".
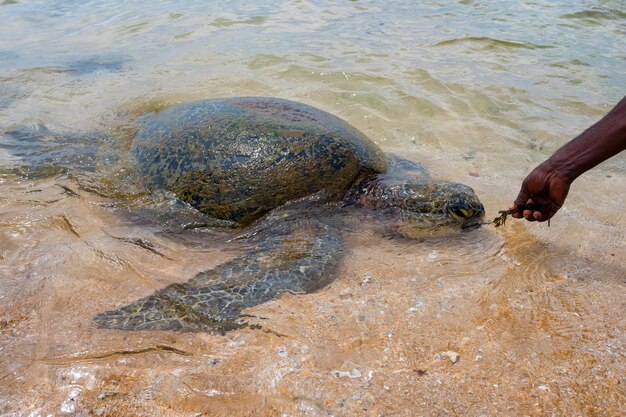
[{"x1": 509, "y1": 162, "x2": 571, "y2": 222}]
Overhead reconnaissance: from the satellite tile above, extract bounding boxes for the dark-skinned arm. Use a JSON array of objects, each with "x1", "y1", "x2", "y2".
[{"x1": 510, "y1": 95, "x2": 626, "y2": 222}]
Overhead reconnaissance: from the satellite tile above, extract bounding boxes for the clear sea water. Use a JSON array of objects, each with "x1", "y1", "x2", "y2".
[{"x1": 0, "y1": 1, "x2": 624, "y2": 415}]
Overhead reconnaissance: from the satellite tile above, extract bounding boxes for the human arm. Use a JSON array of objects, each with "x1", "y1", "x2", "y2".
[{"x1": 510, "y1": 95, "x2": 626, "y2": 222}]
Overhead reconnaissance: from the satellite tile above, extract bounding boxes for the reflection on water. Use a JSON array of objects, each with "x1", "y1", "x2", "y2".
[{"x1": 0, "y1": 0, "x2": 625, "y2": 415}]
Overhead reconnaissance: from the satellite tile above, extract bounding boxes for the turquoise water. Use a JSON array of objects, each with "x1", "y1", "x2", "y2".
[
  {"x1": 1, "y1": 1, "x2": 624, "y2": 124},
  {"x1": 0, "y1": 1, "x2": 625, "y2": 416}
]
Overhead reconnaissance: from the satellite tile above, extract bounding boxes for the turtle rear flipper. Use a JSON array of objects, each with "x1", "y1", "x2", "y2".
[
  {"x1": 1, "y1": 124, "x2": 98, "y2": 178},
  {"x1": 93, "y1": 219, "x2": 342, "y2": 332}
]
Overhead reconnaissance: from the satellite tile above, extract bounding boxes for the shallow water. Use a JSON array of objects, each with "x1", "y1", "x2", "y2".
[{"x1": 1, "y1": 0, "x2": 625, "y2": 416}]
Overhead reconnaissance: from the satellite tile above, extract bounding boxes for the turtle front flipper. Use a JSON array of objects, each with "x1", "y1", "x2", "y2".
[
  {"x1": 384, "y1": 154, "x2": 431, "y2": 181},
  {"x1": 93, "y1": 219, "x2": 342, "y2": 332}
]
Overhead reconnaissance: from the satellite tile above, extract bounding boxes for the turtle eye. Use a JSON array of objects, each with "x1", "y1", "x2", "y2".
[{"x1": 446, "y1": 204, "x2": 474, "y2": 219}]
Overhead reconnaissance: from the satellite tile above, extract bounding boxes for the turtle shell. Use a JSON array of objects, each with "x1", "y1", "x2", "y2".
[{"x1": 132, "y1": 97, "x2": 386, "y2": 225}]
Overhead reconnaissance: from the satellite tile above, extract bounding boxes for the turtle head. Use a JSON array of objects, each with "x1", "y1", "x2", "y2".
[
  {"x1": 354, "y1": 176, "x2": 485, "y2": 235},
  {"x1": 400, "y1": 180, "x2": 485, "y2": 231}
]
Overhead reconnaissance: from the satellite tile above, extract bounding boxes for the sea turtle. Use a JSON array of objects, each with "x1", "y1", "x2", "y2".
[{"x1": 91, "y1": 97, "x2": 485, "y2": 332}]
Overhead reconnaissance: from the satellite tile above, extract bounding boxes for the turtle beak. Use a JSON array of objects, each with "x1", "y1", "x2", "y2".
[{"x1": 461, "y1": 221, "x2": 483, "y2": 231}]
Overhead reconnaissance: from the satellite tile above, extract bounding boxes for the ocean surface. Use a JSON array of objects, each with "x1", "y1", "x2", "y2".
[{"x1": 0, "y1": 1, "x2": 625, "y2": 415}]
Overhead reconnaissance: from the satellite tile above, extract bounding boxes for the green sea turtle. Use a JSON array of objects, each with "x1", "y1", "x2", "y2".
[{"x1": 91, "y1": 97, "x2": 485, "y2": 332}]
